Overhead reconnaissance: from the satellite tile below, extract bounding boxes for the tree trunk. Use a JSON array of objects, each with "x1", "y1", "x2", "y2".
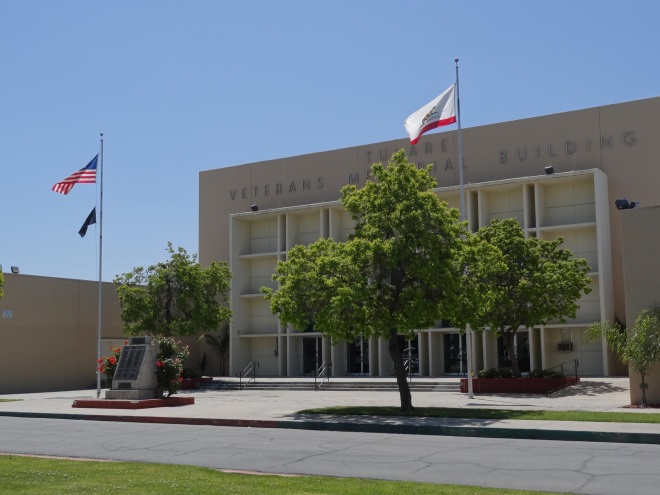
[
  {"x1": 504, "y1": 331, "x2": 522, "y2": 378},
  {"x1": 388, "y1": 328, "x2": 414, "y2": 413},
  {"x1": 640, "y1": 373, "x2": 648, "y2": 408}
]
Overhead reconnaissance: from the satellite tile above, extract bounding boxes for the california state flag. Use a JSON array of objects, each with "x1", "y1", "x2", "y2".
[{"x1": 403, "y1": 84, "x2": 456, "y2": 145}]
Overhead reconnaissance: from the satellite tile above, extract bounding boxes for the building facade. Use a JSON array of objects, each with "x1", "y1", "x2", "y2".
[{"x1": 199, "y1": 96, "x2": 660, "y2": 384}]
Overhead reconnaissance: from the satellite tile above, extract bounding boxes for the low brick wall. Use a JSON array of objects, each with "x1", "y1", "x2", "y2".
[
  {"x1": 460, "y1": 376, "x2": 579, "y2": 394},
  {"x1": 181, "y1": 377, "x2": 213, "y2": 390}
]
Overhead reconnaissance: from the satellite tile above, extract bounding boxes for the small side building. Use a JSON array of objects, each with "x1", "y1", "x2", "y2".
[
  {"x1": 0, "y1": 273, "x2": 123, "y2": 394},
  {"x1": 620, "y1": 205, "x2": 660, "y2": 405}
]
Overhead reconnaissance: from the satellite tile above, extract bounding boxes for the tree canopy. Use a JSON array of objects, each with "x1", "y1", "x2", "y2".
[
  {"x1": 263, "y1": 150, "x2": 464, "y2": 412},
  {"x1": 588, "y1": 306, "x2": 660, "y2": 407},
  {"x1": 0, "y1": 270, "x2": 4, "y2": 300},
  {"x1": 467, "y1": 218, "x2": 592, "y2": 377},
  {"x1": 114, "y1": 243, "x2": 232, "y2": 337}
]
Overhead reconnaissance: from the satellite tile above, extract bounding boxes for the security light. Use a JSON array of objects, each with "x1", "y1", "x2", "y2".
[
  {"x1": 251, "y1": 204, "x2": 259, "y2": 212},
  {"x1": 615, "y1": 198, "x2": 639, "y2": 210},
  {"x1": 545, "y1": 165, "x2": 554, "y2": 175},
  {"x1": 10, "y1": 266, "x2": 19, "y2": 274}
]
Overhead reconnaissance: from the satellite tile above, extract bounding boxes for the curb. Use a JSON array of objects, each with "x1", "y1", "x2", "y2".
[{"x1": 1, "y1": 411, "x2": 659, "y2": 445}]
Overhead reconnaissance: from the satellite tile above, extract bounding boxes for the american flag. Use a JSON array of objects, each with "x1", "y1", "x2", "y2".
[{"x1": 52, "y1": 154, "x2": 98, "y2": 195}]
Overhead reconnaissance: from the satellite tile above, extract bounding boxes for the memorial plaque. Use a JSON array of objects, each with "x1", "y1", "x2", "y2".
[
  {"x1": 106, "y1": 336, "x2": 158, "y2": 400},
  {"x1": 114, "y1": 345, "x2": 146, "y2": 381}
]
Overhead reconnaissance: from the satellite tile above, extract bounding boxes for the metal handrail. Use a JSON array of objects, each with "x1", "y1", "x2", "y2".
[
  {"x1": 235, "y1": 361, "x2": 259, "y2": 389},
  {"x1": 546, "y1": 358, "x2": 579, "y2": 379},
  {"x1": 403, "y1": 358, "x2": 413, "y2": 382},
  {"x1": 314, "y1": 361, "x2": 332, "y2": 390}
]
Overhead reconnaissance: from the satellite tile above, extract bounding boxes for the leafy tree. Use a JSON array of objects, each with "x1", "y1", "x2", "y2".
[
  {"x1": 114, "y1": 243, "x2": 232, "y2": 337},
  {"x1": 263, "y1": 150, "x2": 464, "y2": 412},
  {"x1": 588, "y1": 306, "x2": 660, "y2": 407},
  {"x1": 0, "y1": 270, "x2": 3, "y2": 299},
  {"x1": 468, "y1": 218, "x2": 592, "y2": 377}
]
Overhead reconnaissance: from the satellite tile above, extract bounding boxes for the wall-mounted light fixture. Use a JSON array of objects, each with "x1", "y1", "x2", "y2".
[
  {"x1": 615, "y1": 198, "x2": 640, "y2": 210},
  {"x1": 10, "y1": 266, "x2": 19, "y2": 274},
  {"x1": 545, "y1": 165, "x2": 554, "y2": 175},
  {"x1": 250, "y1": 204, "x2": 259, "y2": 212}
]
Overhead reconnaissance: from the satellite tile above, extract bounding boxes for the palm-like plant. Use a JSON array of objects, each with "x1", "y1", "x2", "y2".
[
  {"x1": 589, "y1": 305, "x2": 660, "y2": 407},
  {"x1": 198, "y1": 322, "x2": 230, "y2": 376}
]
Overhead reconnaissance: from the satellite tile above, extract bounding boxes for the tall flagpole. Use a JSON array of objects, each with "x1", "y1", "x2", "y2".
[
  {"x1": 455, "y1": 58, "x2": 474, "y2": 399},
  {"x1": 96, "y1": 133, "x2": 104, "y2": 398}
]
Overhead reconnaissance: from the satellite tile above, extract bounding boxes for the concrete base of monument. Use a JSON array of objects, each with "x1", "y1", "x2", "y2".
[
  {"x1": 72, "y1": 396, "x2": 194, "y2": 409},
  {"x1": 106, "y1": 389, "x2": 157, "y2": 400}
]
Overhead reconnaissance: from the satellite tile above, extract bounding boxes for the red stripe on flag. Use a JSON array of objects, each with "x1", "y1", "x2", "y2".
[{"x1": 410, "y1": 116, "x2": 457, "y2": 145}]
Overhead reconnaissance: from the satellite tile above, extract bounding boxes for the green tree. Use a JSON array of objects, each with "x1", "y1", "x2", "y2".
[
  {"x1": 468, "y1": 218, "x2": 592, "y2": 377},
  {"x1": 263, "y1": 150, "x2": 464, "y2": 412},
  {"x1": 114, "y1": 243, "x2": 232, "y2": 337},
  {"x1": 588, "y1": 306, "x2": 660, "y2": 407},
  {"x1": 0, "y1": 270, "x2": 4, "y2": 300}
]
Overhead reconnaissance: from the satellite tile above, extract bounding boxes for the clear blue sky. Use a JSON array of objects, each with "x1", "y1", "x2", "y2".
[{"x1": 2, "y1": 1, "x2": 658, "y2": 282}]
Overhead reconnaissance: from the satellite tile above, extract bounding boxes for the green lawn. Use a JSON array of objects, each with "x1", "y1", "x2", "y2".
[
  {"x1": 299, "y1": 406, "x2": 660, "y2": 423},
  {"x1": 0, "y1": 454, "x2": 565, "y2": 495},
  {"x1": 0, "y1": 399, "x2": 20, "y2": 403}
]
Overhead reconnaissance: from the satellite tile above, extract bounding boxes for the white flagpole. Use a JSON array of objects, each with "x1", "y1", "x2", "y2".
[
  {"x1": 455, "y1": 58, "x2": 474, "y2": 399},
  {"x1": 96, "y1": 133, "x2": 104, "y2": 398}
]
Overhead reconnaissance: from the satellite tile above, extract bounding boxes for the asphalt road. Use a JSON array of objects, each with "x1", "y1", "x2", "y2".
[{"x1": 2, "y1": 416, "x2": 660, "y2": 495}]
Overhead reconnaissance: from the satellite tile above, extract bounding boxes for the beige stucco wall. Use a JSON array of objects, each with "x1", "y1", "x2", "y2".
[
  {"x1": 621, "y1": 206, "x2": 660, "y2": 405},
  {"x1": 0, "y1": 274, "x2": 123, "y2": 394}
]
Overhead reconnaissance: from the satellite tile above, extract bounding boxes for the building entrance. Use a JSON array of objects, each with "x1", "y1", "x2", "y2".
[
  {"x1": 444, "y1": 333, "x2": 468, "y2": 374},
  {"x1": 347, "y1": 336, "x2": 369, "y2": 374},
  {"x1": 302, "y1": 337, "x2": 322, "y2": 374}
]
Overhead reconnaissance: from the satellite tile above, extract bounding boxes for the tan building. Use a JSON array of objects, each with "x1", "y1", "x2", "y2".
[{"x1": 199, "y1": 96, "x2": 660, "y2": 401}]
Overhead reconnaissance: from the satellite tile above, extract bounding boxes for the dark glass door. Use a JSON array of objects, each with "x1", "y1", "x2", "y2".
[
  {"x1": 444, "y1": 333, "x2": 467, "y2": 374},
  {"x1": 303, "y1": 337, "x2": 322, "y2": 374},
  {"x1": 347, "y1": 336, "x2": 369, "y2": 374}
]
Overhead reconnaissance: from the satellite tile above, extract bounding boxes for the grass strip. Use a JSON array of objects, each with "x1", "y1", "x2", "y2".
[
  {"x1": 298, "y1": 406, "x2": 660, "y2": 423},
  {"x1": 0, "y1": 454, "x2": 562, "y2": 495},
  {"x1": 0, "y1": 400, "x2": 21, "y2": 403}
]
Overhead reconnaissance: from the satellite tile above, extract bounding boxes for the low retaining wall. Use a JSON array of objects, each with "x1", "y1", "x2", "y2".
[{"x1": 460, "y1": 376, "x2": 579, "y2": 394}]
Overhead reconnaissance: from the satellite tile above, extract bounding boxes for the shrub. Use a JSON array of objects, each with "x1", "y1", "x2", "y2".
[
  {"x1": 477, "y1": 367, "x2": 514, "y2": 379},
  {"x1": 181, "y1": 367, "x2": 200, "y2": 379},
  {"x1": 97, "y1": 343, "x2": 125, "y2": 388},
  {"x1": 528, "y1": 368, "x2": 565, "y2": 379},
  {"x1": 154, "y1": 336, "x2": 189, "y2": 397}
]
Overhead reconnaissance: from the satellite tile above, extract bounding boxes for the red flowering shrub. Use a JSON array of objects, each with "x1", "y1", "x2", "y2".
[
  {"x1": 154, "y1": 336, "x2": 189, "y2": 397},
  {"x1": 97, "y1": 343, "x2": 125, "y2": 388}
]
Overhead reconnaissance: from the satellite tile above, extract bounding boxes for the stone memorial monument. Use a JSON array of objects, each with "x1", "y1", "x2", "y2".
[{"x1": 106, "y1": 336, "x2": 158, "y2": 400}]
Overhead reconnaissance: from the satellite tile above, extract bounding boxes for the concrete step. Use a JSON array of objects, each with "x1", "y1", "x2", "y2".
[{"x1": 200, "y1": 379, "x2": 460, "y2": 392}]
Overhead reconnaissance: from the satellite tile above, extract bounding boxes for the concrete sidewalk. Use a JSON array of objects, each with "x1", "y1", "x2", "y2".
[{"x1": 2, "y1": 377, "x2": 659, "y2": 444}]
